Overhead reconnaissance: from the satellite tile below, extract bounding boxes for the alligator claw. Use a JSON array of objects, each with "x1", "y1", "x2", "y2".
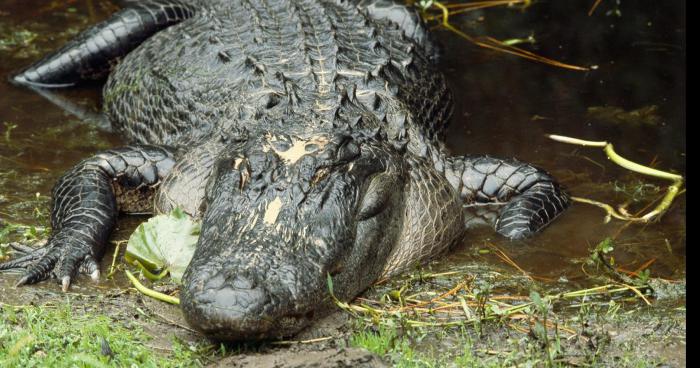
[
  {"x1": 8, "y1": 242, "x2": 44, "y2": 254},
  {"x1": 81, "y1": 255, "x2": 101, "y2": 283},
  {"x1": 0, "y1": 243, "x2": 48, "y2": 270},
  {"x1": 91, "y1": 269, "x2": 101, "y2": 283},
  {"x1": 61, "y1": 276, "x2": 72, "y2": 292},
  {"x1": 15, "y1": 274, "x2": 31, "y2": 288},
  {"x1": 0, "y1": 254, "x2": 39, "y2": 271}
]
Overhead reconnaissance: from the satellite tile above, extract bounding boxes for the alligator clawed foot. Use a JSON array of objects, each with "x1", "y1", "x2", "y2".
[{"x1": 0, "y1": 241, "x2": 100, "y2": 291}]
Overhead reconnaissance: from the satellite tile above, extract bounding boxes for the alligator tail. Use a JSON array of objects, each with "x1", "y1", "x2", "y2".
[{"x1": 11, "y1": 0, "x2": 196, "y2": 88}]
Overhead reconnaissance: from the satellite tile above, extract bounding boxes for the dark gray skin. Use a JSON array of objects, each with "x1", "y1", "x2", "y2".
[{"x1": 1, "y1": 0, "x2": 569, "y2": 341}]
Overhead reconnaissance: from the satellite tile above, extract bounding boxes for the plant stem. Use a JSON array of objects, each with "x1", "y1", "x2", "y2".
[{"x1": 125, "y1": 270, "x2": 180, "y2": 305}]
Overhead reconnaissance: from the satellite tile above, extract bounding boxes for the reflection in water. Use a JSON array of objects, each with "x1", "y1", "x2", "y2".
[{"x1": 0, "y1": 1, "x2": 685, "y2": 285}]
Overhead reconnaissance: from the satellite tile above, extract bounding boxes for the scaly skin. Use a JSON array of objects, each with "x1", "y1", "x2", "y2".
[{"x1": 2, "y1": 0, "x2": 570, "y2": 341}]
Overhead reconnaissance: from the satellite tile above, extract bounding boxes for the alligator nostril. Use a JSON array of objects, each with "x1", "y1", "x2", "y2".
[
  {"x1": 231, "y1": 274, "x2": 255, "y2": 289},
  {"x1": 203, "y1": 273, "x2": 226, "y2": 290}
]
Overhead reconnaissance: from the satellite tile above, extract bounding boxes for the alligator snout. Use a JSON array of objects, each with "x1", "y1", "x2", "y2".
[
  {"x1": 180, "y1": 271, "x2": 278, "y2": 340},
  {"x1": 180, "y1": 255, "x2": 326, "y2": 341}
]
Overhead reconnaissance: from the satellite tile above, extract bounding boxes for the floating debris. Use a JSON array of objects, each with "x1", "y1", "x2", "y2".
[{"x1": 587, "y1": 105, "x2": 662, "y2": 126}]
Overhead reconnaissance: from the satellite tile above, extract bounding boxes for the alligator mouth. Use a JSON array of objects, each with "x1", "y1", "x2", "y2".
[
  {"x1": 181, "y1": 286, "x2": 320, "y2": 341},
  {"x1": 179, "y1": 255, "x2": 322, "y2": 341},
  {"x1": 181, "y1": 270, "x2": 280, "y2": 340}
]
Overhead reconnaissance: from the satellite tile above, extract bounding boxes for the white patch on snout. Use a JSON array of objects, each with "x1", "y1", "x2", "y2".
[
  {"x1": 233, "y1": 158, "x2": 244, "y2": 169},
  {"x1": 265, "y1": 134, "x2": 330, "y2": 164},
  {"x1": 233, "y1": 157, "x2": 250, "y2": 189},
  {"x1": 264, "y1": 196, "x2": 283, "y2": 225}
]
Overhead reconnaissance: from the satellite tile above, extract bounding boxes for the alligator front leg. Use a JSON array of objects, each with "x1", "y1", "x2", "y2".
[
  {"x1": 442, "y1": 155, "x2": 570, "y2": 240},
  {"x1": 0, "y1": 146, "x2": 175, "y2": 290},
  {"x1": 12, "y1": 0, "x2": 195, "y2": 87}
]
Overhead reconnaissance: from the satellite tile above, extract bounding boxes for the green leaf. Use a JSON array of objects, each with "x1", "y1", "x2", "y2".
[
  {"x1": 596, "y1": 237, "x2": 615, "y2": 254},
  {"x1": 326, "y1": 273, "x2": 335, "y2": 298},
  {"x1": 125, "y1": 208, "x2": 200, "y2": 283}
]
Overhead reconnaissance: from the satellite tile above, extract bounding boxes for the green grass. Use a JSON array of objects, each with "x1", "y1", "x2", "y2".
[
  {"x1": 0, "y1": 302, "x2": 214, "y2": 367},
  {"x1": 349, "y1": 325, "x2": 439, "y2": 367}
]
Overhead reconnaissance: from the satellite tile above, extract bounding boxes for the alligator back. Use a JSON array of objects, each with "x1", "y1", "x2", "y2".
[{"x1": 103, "y1": 0, "x2": 452, "y2": 149}]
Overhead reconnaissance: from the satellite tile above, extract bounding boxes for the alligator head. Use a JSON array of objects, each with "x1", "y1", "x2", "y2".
[{"x1": 179, "y1": 130, "x2": 456, "y2": 340}]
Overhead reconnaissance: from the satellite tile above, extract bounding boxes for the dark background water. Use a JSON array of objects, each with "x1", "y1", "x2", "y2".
[
  {"x1": 0, "y1": 1, "x2": 686, "y2": 286},
  {"x1": 437, "y1": 1, "x2": 685, "y2": 283}
]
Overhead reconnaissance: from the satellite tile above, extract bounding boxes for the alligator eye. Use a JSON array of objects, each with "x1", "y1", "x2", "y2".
[
  {"x1": 357, "y1": 173, "x2": 400, "y2": 221},
  {"x1": 336, "y1": 138, "x2": 360, "y2": 162}
]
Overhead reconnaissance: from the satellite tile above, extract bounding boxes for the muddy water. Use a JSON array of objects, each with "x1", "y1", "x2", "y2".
[
  {"x1": 438, "y1": 1, "x2": 685, "y2": 284},
  {"x1": 0, "y1": 0, "x2": 685, "y2": 293}
]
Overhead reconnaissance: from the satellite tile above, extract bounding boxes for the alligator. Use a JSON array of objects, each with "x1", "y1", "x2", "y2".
[{"x1": 1, "y1": 0, "x2": 569, "y2": 341}]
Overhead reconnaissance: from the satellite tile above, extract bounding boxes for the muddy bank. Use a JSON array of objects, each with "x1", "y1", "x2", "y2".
[{"x1": 0, "y1": 259, "x2": 686, "y2": 367}]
